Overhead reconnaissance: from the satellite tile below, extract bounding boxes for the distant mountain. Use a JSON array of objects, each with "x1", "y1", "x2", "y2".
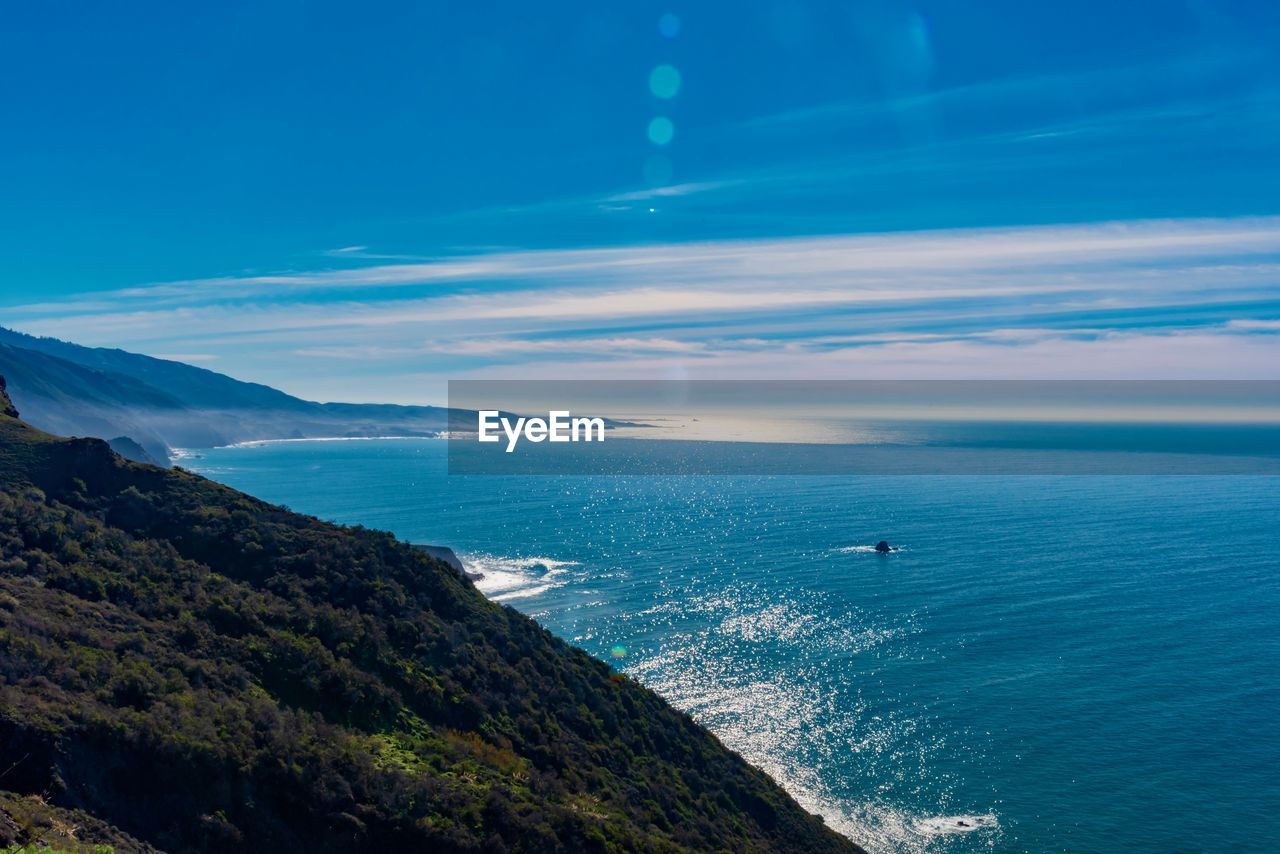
[
  {"x1": 0, "y1": 377, "x2": 859, "y2": 853},
  {"x1": 0, "y1": 328, "x2": 471, "y2": 463},
  {"x1": 0, "y1": 326, "x2": 303, "y2": 411},
  {"x1": 0, "y1": 342, "x2": 184, "y2": 463}
]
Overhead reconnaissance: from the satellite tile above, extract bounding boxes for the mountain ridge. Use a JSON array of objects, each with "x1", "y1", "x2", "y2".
[{"x1": 0, "y1": 328, "x2": 473, "y2": 463}]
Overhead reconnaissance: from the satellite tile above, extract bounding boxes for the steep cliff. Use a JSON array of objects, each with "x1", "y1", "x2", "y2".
[{"x1": 0, "y1": 375, "x2": 860, "y2": 853}]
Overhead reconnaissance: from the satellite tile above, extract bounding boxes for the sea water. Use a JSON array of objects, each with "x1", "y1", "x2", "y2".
[{"x1": 181, "y1": 439, "x2": 1280, "y2": 852}]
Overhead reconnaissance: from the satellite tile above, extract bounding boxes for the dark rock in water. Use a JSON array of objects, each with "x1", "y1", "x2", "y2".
[{"x1": 874, "y1": 540, "x2": 895, "y2": 553}]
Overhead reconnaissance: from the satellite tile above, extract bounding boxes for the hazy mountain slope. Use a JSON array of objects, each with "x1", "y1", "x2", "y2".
[
  {"x1": 0, "y1": 342, "x2": 182, "y2": 411},
  {"x1": 0, "y1": 329, "x2": 470, "y2": 461},
  {"x1": 0, "y1": 343, "x2": 180, "y2": 463},
  {"x1": 0, "y1": 377, "x2": 861, "y2": 854},
  {"x1": 0, "y1": 326, "x2": 302, "y2": 411}
]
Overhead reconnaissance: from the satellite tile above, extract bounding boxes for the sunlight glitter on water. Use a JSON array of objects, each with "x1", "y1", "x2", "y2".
[{"x1": 615, "y1": 585, "x2": 1001, "y2": 852}]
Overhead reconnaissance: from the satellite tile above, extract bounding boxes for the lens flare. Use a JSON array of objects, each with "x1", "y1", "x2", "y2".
[
  {"x1": 658, "y1": 13, "x2": 681, "y2": 38},
  {"x1": 610, "y1": 644, "x2": 628, "y2": 659},
  {"x1": 649, "y1": 64, "x2": 682, "y2": 99},
  {"x1": 647, "y1": 116, "x2": 675, "y2": 146}
]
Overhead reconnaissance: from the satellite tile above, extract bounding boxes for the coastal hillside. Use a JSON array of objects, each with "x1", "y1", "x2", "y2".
[
  {"x1": 0, "y1": 328, "x2": 472, "y2": 462},
  {"x1": 0, "y1": 375, "x2": 860, "y2": 853}
]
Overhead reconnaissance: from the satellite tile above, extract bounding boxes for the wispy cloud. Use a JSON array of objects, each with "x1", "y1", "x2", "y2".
[
  {"x1": 1227, "y1": 319, "x2": 1280, "y2": 331},
  {"x1": 321, "y1": 246, "x2": 433, "y2": 262},
  {"x1": 741, "y1": 46, "x2": 1266, "y2": 134},
  {"x1": 604, "y1": 181, "x2": 739, "y2": 203},
  {"x1": 6, "y1": 217, "x2": 1279, "y2": 402},
  {"x1": 10, "y1": 217, "x2": 1279, "y2": 313}
]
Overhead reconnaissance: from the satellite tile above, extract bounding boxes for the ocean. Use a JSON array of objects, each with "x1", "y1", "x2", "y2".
[{"x1": 181, "y1": 438, "x2": 1280, "y2": 852}]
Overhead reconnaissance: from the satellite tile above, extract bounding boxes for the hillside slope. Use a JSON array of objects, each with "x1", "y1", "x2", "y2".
[
  {"x1": 0, "y1": 343, "x2": 183, "y2": 463},
  {"x1": 0, "y1": 376, "x2": 861, "y2": 853},
  {"x1": 0, "y1": 328, "x2": 471, "y2": 461},
  {"x1": 0, "y1": 327, "x2": 312, "y2": 411}
]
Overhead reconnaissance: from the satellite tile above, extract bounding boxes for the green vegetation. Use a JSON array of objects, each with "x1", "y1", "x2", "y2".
[
  {"x1": 0, "y1": 790, "x2": 155, "y2": 852},
  {"x1": 0, "y1": 378, "x2": 860, "y2": 853}
]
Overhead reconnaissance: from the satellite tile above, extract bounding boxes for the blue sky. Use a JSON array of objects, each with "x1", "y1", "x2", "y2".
[{"x1": 2, "y1": 1, "x2": 1279, "y2": 402}]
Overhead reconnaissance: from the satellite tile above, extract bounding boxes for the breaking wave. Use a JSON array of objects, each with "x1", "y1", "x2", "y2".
[{"x1": 463, "y1": 554, "x2": 581, "y2": 602}]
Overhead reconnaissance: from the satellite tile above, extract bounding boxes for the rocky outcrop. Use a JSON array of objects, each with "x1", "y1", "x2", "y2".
[
  {"x1": 412, "y1": 544, "x2": 483, "y2": 581},
  {"x1": 107, "y1": 435, "x2": 162, "y2": 466},
  {"x1": 0, "y1": 375, "x2": 17, "y2": 418}
]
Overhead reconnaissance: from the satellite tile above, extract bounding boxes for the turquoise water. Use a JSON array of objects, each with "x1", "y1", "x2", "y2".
[{"x1": 183, "y1": 439, "x2": 1280, "y2": 852}]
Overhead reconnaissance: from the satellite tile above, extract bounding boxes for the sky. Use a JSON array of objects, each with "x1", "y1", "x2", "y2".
[{"x1": 2, "y1": 0, "x2": 1279, "y2": 403}]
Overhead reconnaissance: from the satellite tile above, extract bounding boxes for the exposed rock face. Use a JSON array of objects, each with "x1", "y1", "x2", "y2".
[
  {"x1": 411, "y1": 543, "x2": 484, "y2": 580},
  {"x1": 0, "y1": 375, "x2": 17, "y2": 418},
  {"x1": 107, "y1": 435, "x2": 162, "y2": 466}
]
